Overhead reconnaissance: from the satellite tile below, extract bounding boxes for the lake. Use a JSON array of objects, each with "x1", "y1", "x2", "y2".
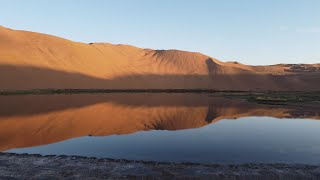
[{"x1": 1, "y1": 93, "x2": 319, "y2": 164}]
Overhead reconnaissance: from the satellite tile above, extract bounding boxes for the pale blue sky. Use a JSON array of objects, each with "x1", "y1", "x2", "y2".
[{"x1": 1, "y1": 0, "x2": 319, "y2": 65}]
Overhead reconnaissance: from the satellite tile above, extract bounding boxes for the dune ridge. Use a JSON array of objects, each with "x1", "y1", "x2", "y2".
[{"x1": 0, "y1": 26, "x2": 319, "y2": 91}]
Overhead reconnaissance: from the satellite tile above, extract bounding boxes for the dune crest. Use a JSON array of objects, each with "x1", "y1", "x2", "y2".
[{"x1": 0, "y1": 26, "x2": 319, "y2": 91}]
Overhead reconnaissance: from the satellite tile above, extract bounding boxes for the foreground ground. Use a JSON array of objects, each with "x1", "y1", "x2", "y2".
[{"x1": 0, "y1": 153, "x2": 319, "y2": 179}]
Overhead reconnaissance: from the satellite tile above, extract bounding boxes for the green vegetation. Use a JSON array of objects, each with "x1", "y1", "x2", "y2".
[
  {"x1": 0, "y1": 89, "x2": 319, "y2": 107},
  {"x1": 0, "y1": 89, "x2": 242, "y2": 95},
  {"x1": 221, "y1": 91, "x2": 320, "y2": 105}
]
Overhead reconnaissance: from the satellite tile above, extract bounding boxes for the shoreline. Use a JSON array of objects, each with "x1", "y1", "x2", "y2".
[
  {"x1": 1, "y1": 89, "x2": 319, "y2": 108},
  {"x1": 1, "y1": 89, "x2": 319, "y2": 95},
  {"x1": 1, "y1": 153, "x2": 320, "y2": 179},
  {"x1": 0, "y1": 89, "x2": 249, "y2": 96}
]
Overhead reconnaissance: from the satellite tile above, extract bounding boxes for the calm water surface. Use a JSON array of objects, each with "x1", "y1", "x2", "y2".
[{"x1": 1, "y1": 93, "x2": 319, "y2": 163}]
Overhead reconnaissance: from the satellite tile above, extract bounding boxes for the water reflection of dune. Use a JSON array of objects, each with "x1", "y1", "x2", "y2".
[{"x1": 0, "y1": 94, "x2": 319, "y2": 151}]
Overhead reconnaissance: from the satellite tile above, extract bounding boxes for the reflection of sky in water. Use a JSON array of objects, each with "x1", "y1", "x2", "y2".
[{"x1": 9, "y1": 117, "x2": 320, "y2": 164}]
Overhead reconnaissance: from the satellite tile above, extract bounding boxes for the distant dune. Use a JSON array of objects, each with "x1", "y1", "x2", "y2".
[{"x1": 0, "y1": 26, "x2": 319, "y2": 91}]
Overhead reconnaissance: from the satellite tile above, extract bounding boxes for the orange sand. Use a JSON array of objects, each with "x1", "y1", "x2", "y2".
[{"x1": 0, "y1": 26, "x2": 319, "y2": 91}]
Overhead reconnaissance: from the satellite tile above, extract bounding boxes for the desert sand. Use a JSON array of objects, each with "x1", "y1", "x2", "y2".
[{"x1": 0, "y1": 26, "x2": 319, "y2": 91}]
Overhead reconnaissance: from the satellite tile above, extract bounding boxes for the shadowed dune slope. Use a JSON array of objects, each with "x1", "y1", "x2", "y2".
[{"x1": 0, "y1": 26, "x2": 319, "y2": 90}]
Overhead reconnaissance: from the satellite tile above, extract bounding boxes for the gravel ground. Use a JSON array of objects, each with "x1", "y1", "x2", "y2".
[{"x1": 0, "y1": 153, "x2": 320, "y2": 179}]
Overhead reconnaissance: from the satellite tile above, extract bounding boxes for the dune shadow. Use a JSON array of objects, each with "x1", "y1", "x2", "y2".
[{"x1": 0, "y1": 64, "x2": 319, "y2": 91}]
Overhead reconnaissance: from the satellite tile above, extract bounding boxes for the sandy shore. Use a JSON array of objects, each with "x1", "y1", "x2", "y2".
[{"x1": 0, "y1": 153, "x2": 319, "y2": 179}]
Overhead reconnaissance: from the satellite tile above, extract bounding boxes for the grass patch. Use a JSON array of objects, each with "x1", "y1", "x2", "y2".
[
  {"x1": 0, "y1": 89, "x2": 244, "y2": 95},
  {"x1": 1, "y1": 89, "x2": 319, "y2": 107},
  {"x1": 222, "y1": 91, "x2": 320, "y2": 105}
]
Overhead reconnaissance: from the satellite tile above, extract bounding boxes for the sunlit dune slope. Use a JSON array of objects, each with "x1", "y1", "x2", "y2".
[{"x1": 0, "y1": 26, "x2": 319, "y2": 90}]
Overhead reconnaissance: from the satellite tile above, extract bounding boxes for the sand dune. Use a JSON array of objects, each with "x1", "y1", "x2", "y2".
[
  {"x1": 0, "y1": 26, "x2": 319, "y2": 90},
  {"x1": 0, "y1": 93, "x2": 319, "y2": 151}
]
